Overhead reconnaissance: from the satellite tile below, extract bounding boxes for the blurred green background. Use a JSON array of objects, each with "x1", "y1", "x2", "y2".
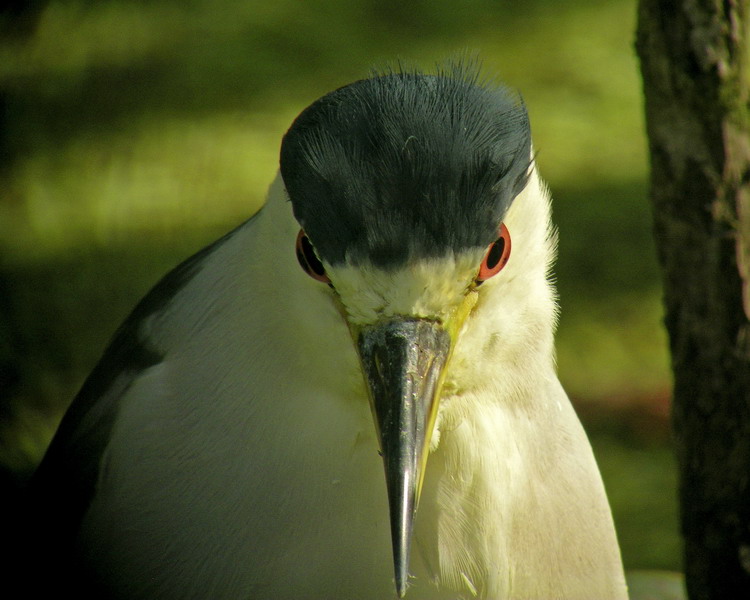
[{"x1": 0, "y1": 0, "x2": 678, "y2": 574}]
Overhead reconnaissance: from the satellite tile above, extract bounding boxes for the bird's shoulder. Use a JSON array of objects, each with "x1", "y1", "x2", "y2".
[{"x1": 26, "y1": 211, "x2": 261, "y2": 546}]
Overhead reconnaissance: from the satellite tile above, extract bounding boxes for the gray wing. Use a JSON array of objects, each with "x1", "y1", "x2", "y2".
[{"x1": 21, "y1": 213, "x2": 260, "y2": 594}]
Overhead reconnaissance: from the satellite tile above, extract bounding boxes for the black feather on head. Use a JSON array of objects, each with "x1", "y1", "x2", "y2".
[{"x1": 280, "y1": 61, "x2": 532, "y2": 268}]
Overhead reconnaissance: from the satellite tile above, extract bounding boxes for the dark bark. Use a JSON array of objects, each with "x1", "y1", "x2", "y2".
[{"x1": 636, "y1": 0, "x2": 750, "y2": 598}]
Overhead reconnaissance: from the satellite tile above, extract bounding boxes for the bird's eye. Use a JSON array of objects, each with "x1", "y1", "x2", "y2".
[
  {"x1": 476, "y1": 223, "x2": 511, "y2": 285},
  {"x1": 296, "y1": 229, "x2": 331, "y2": 284}
]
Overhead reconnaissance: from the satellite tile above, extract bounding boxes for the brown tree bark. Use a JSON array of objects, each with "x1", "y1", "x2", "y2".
[{"x1": 636, "y1": 1, "x2": 750, "y2": 598}]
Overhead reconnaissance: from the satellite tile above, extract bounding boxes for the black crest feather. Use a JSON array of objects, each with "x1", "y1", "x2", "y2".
[{"x1": 280, "y1": 61, "x2": 532, "y2": 268}]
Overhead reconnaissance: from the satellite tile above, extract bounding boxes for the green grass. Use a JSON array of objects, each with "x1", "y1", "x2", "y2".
[
  {"x1": 0, "y1": 0, "x2": 679, "y2": 572},
  {"x1": 587, "y1": 419, "x2": 680, "y2": 571}
]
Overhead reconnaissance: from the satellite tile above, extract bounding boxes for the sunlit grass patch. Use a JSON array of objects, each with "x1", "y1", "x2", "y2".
[
  {"x1": 3, "y1": 111, "x2": 290, "y2": 262},
  {"x1": 558, "y1": 290, "x2": 669, "y2": 402}
]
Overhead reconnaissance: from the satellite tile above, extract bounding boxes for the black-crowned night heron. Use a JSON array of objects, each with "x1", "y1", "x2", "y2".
[{"x1": 26, "y1": 64, "x2": 628, "y2": 599}]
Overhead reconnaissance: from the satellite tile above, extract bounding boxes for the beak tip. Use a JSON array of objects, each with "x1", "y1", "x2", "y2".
[
  {"x1": 395, "y1": 568, "x2": 408, "y2": 598},
  {"x1": 390, "y1": 506, "x2": 412, "y2": 598},
  {"x1": 387, "y1": 469, "x2": 415, "y2": 598}
]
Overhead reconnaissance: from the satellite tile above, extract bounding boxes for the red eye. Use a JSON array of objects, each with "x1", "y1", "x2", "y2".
[
  {"x1": 476, "y1": 223, "x2": 511, "y2": 284},
  {"x1": 296, "y1": 229, "x2": 331, "y2": 284}
]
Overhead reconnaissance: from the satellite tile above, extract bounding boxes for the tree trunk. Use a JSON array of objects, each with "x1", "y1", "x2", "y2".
[{"x1": 636, "y1": 1, "x2": 750, "y2": 598}]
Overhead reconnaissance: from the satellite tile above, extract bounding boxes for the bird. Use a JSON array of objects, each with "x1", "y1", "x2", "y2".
[{"x1": 23, "y1": 63, "x2": 628, "y2": 599}]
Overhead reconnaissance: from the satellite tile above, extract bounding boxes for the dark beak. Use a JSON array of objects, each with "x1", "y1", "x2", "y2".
[{"x1": 358, "y1": 318, "x2": 451, "y2": 597}]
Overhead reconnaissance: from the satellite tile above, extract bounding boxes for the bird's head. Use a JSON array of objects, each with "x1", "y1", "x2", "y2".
[{"x1": 279, "y1": 65, "x2": 534, "y2": 597}]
